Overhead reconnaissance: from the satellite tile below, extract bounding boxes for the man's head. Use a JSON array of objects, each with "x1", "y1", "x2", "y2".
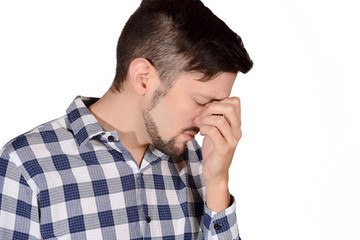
[
  {"x1": 140, "y1": 71, "x2": 238, "y2": 156},
  {"x1": 109, "y1": 0, "x2": 253, "y2": 156},
  {"x1": 111, "y1": 0, "x2": 253, "y2": 92}
]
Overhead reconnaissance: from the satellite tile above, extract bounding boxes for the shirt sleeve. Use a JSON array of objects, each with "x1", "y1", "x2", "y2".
[
  {"x1": 201, "y1": 195, "x2": 241, "y2": 240},
  {"x1": 0, "y1": 147, "x2": 41, "y2": 239}
]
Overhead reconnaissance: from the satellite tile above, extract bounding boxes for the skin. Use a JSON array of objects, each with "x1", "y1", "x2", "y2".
[{"x1": 89, "y1": 58, "x2": 242, "y2": 212}]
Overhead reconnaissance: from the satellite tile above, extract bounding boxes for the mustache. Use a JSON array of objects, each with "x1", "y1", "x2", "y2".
[{"x1": 183, "y1": 126, "x2": 200, "y2": 133}]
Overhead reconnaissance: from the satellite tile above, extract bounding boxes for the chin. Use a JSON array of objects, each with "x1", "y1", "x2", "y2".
[
  {"x1": 170, "y1": 144, "x2": 187, "y2": 157},
  {"x1": 157, "y1": 141, "x2": 187, "y2": 157}
]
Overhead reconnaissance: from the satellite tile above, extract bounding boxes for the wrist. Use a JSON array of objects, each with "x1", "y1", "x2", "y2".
[{"x1": 204, "y1": 174, "x2": 229, "y2": 187}]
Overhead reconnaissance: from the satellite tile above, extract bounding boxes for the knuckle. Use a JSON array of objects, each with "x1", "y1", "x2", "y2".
[
  {"x1": 223, "y1": 144, "x2": 231, "y2": 153},
  {"x1": 233, "y1": 128, "x2": 242, "y2": 140},
  {"x1": 209, "y1": 127, "x2": 218, "y2": 136},
  {"x1": 216, "y1": 117, "x2": 226, "y2": 127},
  {"x1": 230, "y1": 140, "x2": 238, "y2": 148},
  {"x1": 224, "y1": 104, "x2": 236, "y2": 116},
  {"x1": 225, "y1": 105, "x2": 233, "y2": 113},
  {"x1": 233, "y1": 97, "x2": 240, "y2": 105},
  {"x1": 227, "y1": 97, "x2": 240, "y2": 105},
  {"x1": 238, "y1": 129, "x2": 243, "y2": 139}
]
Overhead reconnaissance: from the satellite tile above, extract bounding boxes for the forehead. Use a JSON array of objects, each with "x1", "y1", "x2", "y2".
[{"x1": 171, "y1": 71, "x2": 237, "y2": 99}]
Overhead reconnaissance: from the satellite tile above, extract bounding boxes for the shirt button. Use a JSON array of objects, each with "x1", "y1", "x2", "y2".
[
  {"x1": 146, "y1": 216, "x2": 151, "y2": 223},
  {"x1": 214, "y1": 223, "x2": 222, "y2": 231},
  {"x1": 108, "y1": 135, "x2": 115, "y2": 142}
]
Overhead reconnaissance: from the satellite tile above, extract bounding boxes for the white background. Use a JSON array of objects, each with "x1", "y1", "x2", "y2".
[{"x1": 1, "y1": 0, "x2": 359, "y2": 239}]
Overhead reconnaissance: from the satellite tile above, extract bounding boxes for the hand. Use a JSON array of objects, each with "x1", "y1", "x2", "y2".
[
  {"x1": 194, "y1": 97, "x2": 242, "y2": 212},
  {"x1": 194, "y1": 97, "x2": 242, "y2": 185}
]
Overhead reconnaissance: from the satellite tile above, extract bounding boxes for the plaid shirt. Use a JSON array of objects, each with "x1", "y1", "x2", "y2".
[{"x1": 0, "y1": 96, "x2": 240, "y2": 239}]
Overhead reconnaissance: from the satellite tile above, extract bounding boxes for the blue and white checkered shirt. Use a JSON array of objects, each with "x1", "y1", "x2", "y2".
[{"x1": 0, "y1": 96, "x2": 240, "y2": 239}]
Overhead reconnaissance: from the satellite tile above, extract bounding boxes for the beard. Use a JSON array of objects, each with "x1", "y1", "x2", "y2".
[
  {"x1": 142, "y1": 88, "x2": 199, "y2": 157},
  {"x1": 143, "y1": 109, "x2": 182, "y2": 157}
]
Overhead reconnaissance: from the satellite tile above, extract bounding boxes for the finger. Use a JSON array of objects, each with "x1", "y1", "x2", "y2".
[
  {"x1": 200, "y1": 115, "x2": 237, "y2": 145},
  {"x1": 202, "y1": 101, "x2": 241, "y2": 129},
  {"x1": 218, "y1": 97, "x2": 241, "y2": 120},
  {"x1": 199, "y1": 125, "x2": 226, "y2": 153},
  {"x1": 223, "y1": 97, "x2": 242, "y2": 139}
]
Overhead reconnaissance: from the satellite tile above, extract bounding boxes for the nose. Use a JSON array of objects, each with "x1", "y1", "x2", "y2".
[
  {"x1": 193, "y1": 105, "x2": 206, "y2": 126},
  {"x1": 194, "y1": 116, "x2": 201, "y2": 127}
]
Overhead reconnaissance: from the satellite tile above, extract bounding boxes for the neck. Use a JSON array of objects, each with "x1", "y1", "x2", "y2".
[{"x1": 89, "y1": 89, "x2": 149, "y2": 164}]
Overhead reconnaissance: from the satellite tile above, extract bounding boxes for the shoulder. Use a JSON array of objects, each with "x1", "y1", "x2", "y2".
[{"x1": 1, "y1": 115, "x2": 71, "y2": 176}]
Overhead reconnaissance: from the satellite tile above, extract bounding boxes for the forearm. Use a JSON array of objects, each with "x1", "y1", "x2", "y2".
[{"x1": 205, "y1": 179, "x2": 231, "y2": 212}]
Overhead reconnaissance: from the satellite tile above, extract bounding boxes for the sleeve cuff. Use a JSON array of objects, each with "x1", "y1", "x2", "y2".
[{"x1": 202, "y1": 195, "x2": 240, "y2": 239}]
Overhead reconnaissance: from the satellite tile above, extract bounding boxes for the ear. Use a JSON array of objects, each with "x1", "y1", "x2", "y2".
[{"x1": 128, "y1": 58, "x2": 155, "y2": 95}]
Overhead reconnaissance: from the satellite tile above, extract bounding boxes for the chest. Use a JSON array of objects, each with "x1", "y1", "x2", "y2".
[{"x1": 37, "y1": 158, "x2": 205, "y2": 239}]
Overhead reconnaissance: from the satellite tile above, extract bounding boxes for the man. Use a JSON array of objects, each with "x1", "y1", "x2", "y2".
[{"x1": 0, "y1": 0, "x2": 253, "y2": 239}]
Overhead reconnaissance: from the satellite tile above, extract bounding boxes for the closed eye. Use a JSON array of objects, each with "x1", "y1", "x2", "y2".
[{"x1": 195, "y1": 101, "x2": 207, "y2": 107}]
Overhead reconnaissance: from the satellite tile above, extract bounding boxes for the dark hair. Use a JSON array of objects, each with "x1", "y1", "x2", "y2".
[{"x1": 111, "y1": 0, "x2": 253, "y2": 92}]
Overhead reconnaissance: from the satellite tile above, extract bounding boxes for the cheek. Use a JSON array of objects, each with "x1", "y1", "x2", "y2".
[
  {"x1": 161, "y1": 105, "x2": 196, "y2": 133},
  {"x1": 151, "y1": 94, "x2": 202, "y2": 135},
  {"x1": 149, "y1": 101, "x2": 180, "y2": 135},
  {"x1": 169, "y1": 101, "x2": 202, "y2": 128}
]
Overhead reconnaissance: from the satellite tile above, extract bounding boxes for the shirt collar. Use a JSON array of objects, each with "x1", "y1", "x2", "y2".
[
  {"x1": 66, "y1": 96, "x2": 105, "y2": 147},
  {"x1": 65, "y1": 96, "x2": 170, "y2": 164}
]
